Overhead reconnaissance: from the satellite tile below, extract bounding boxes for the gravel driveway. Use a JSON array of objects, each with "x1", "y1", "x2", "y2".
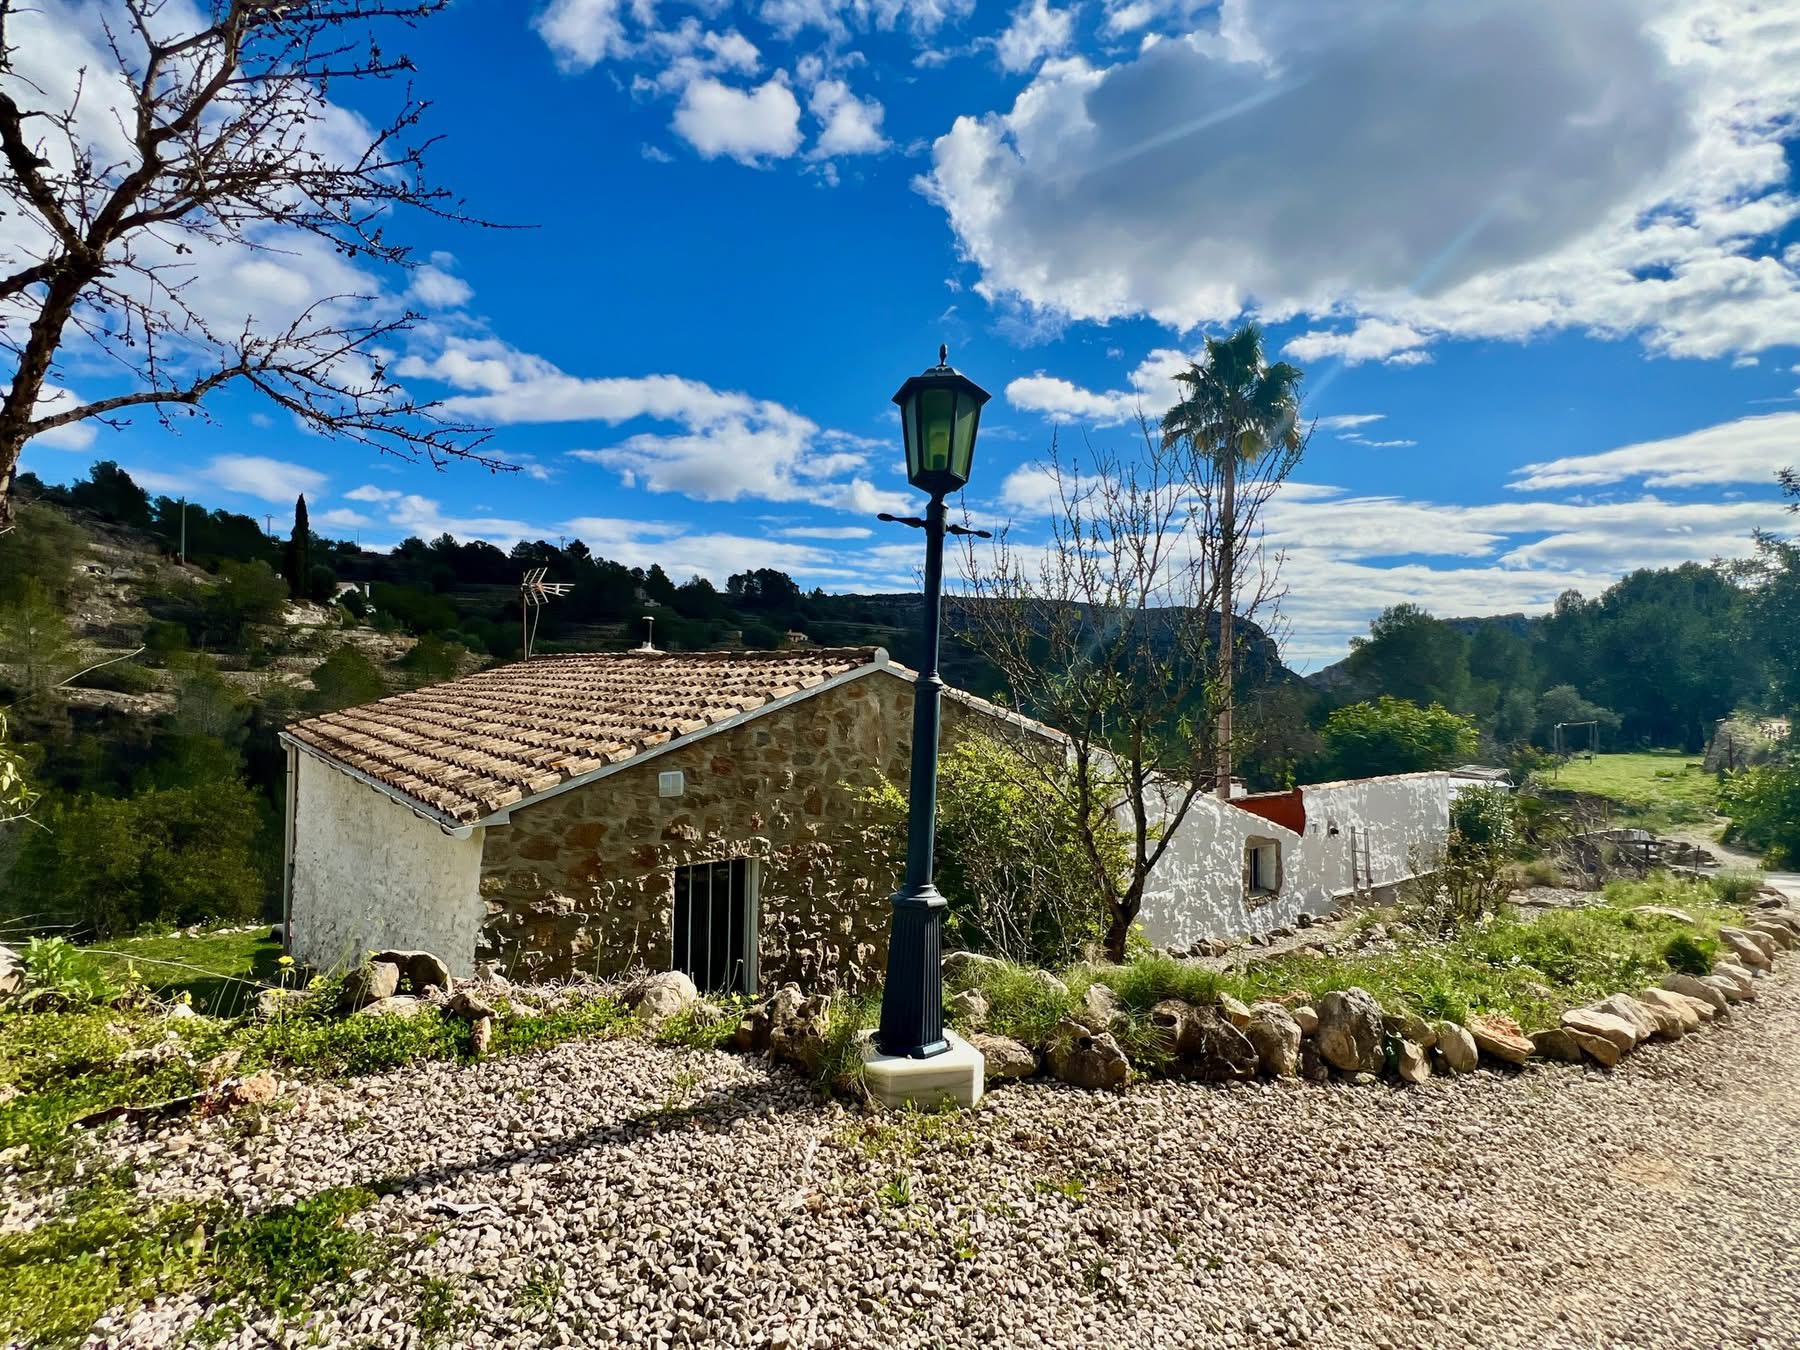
[{"x1": 89, "y1": 971, "x2": 1800, "y2": 1350}]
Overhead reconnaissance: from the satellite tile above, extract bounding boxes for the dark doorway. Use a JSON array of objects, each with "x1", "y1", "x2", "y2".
[{"x1": 673, "y1": 857, "x2": 756, "y2": 994}]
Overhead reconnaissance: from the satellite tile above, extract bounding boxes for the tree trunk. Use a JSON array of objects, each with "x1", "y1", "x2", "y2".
[
  {"x1": 0, "y1": 268, "x2": 88, "y2": 530},
  {"x1": 1102, "y1": 881, "x2": 1143, "y2": 963},
  {"x1": 1215, "y1": 450, "x2": 1238, "y2": 800}
]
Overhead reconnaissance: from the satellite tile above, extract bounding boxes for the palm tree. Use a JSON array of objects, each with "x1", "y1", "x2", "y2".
[{"x1": 1161, "y1": 322, "x2": 1304, "y2": 799}]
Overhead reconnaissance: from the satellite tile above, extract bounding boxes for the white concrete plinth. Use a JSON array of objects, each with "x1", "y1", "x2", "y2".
[{"x1": 859, "y1": 1030, "x2": 985, "y2": 1109}]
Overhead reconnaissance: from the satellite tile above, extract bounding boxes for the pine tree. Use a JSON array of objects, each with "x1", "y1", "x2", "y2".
[{"x1": 283, "y1": 494, "x2": 311, "y2": 599}]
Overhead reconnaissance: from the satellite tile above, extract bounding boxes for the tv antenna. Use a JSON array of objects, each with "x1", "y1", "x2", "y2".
[
  {"x1": 637, "y1": 613, "x2": 659, "y2": 653},
  {"x1": 519, "y1": 567, "x2": 573, "y2": 660}
]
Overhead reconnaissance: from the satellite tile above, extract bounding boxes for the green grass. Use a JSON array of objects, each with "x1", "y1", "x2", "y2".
[
  {"x1": 85, "y1": 927, "x2": 284, "y2": 1017},
  {"x1": 1539, "y1": 751, "x2": 1720, "y2": 830},
  {"x1": 0, "y1": 1177, "x2": 382, "y2": 1348}
]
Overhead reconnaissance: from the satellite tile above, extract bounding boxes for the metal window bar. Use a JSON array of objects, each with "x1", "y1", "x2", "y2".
[{"x1": 674, "y1": 859, "x2": 750, "y2": 995}]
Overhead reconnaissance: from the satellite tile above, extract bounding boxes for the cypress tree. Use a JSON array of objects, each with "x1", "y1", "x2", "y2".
[{"x1": 283, "y1": 494, "x2": 311, "y2": 599}]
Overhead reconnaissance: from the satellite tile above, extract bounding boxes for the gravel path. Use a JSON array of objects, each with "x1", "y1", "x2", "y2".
[{"x1": 73, "y1": 970, "x2": 1800, "y2": 1350}]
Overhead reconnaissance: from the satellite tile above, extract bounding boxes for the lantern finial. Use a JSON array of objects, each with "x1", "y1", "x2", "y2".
[{"x1": 938, "y1": 343, "x2": 948, "y2": 367}]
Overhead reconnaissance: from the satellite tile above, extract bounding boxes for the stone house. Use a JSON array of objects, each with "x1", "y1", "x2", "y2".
[{"x1": 278, "y1": 646, "x2": 1033, "y2": 990}]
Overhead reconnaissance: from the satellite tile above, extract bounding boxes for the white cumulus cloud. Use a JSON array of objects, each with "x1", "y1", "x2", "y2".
[
  {"x1": 996, "y1": 0, "x2": 1075, "y2": 73},
  {"x1": 673, "y1": 77, "x2": 804, "y2": 164}
]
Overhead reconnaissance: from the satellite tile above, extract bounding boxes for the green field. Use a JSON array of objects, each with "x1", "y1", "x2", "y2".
[
  {"x1": 1535, "y1": 750, "x2": 1721, "y2": 830},
  {"x1": 84, "y1": 927, "x2": 282, "y2": 1016}
]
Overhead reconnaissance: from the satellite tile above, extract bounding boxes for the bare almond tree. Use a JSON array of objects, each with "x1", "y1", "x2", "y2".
[
  {"x1": 958, "y1": 418, "x2": 1301, "y2": 961},
  {"x1": 0, "y1": 0, "x2": 509, "y2": 527}
]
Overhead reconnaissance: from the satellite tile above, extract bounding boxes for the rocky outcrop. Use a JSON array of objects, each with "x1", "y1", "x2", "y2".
[
  {"x1": 945, "y1": 988, "x2": 990, "y2": 1027},
  {"x1": 765, "y1": 983, "x2": 832, "y2": 1073},
  {"x1": 1313, "y1": 988, "x2": 1384, "y2": 1073}
]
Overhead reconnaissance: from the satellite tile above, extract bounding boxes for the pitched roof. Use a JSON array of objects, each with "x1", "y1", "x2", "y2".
[{"x1": 284, "y1": 647, "x2": 883, "y2": 824}]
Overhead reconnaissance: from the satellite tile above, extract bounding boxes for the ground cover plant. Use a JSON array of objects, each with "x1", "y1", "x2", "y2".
[
  {"x1": 0, "y1": 1171, "x2": 384, "y2": 1348},
  {"x1": 945, "y1": 873, "x2": 1752, "y2": 1056}
]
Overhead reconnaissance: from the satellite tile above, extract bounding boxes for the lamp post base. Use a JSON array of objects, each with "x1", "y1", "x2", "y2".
[{"x1": 859, "y1": 1029, "x2": 986, "y2": 1109}]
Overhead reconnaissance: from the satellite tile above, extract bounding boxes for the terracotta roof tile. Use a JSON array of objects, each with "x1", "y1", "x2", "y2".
[{"x1": 286, "y1": 647, "x2": 882, "y2": 823}]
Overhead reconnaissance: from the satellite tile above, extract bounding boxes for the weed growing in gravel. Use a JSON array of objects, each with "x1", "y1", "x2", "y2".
[
  {"x1": 489, "y1": 993, "x2": 630, "y2": 1056},
  {"x1": 517, "y1": 1263, "x2": 564, "y2": 1316},
  {"x1": 1089, "y1": 954, "x2": 1225, "y2": 1012},
  {"x1": 836, "y1": 1103, "x2": 977, "y2": 1160},
  {"x1": 878, "y1": 1175, "x2": 914, "y2": 1209},
  {"x1": 812, "y1": 989, "x2": 881, "y2": 1093},
  {"x1": 654, "y1": 996, "x2": 747, "y2": 1050},
  {"x1": 413, "y1": 1276, "x2": 473, "y2": 1347},
  {"x1": 0, "y1": 1178, "x2": 381, "y2": 1348},
  {"x1": 948, "y1": 960, "x2": 1079, "y2": 1047}
]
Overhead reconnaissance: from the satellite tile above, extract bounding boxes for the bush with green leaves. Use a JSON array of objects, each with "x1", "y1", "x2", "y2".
[
  {"x1": 1720, "y1": 760, "x2": 1800, "y2": 867},
  {"x1": 198, "y1": 560, "x2": 289, "y2": 644},
  {"x1": 1662, "y1": 932, "x2": 1718, "y2": 977},
  {"x1": 860, "y1": 730, "x2": 1119, "y2": 968},
  {"x1": 308, "y1": 645, "x2": 386, "y2": 711},
  {"x1": 11, "y1": 779, "x2": 270, "y2": 937},
  {"x1": 19, "y1": 937, "x2": 119, "y2": 1007}
]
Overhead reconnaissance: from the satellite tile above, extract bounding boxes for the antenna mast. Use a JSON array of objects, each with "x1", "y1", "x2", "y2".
[{"x1": 519, "y1": 567, "x2": 573, "y2": 660}]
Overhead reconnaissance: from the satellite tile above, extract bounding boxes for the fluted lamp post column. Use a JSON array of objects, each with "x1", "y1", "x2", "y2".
[{"x1": 860, "y1": 346, "x2": 992, "y2": 1110}]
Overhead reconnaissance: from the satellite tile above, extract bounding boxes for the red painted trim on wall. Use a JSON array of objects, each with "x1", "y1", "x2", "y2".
[{"x1": 1232, "y1": 789, "x2": 1306, "y2": 835}]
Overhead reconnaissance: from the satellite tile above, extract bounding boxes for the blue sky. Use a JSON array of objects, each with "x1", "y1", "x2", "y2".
[{"x1": 18, "y1": 0, "x2": 1800, "y2": 666}]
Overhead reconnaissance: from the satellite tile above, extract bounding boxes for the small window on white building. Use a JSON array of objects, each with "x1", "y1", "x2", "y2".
[{"x1": 1245, "y1": 838, "x2": 1282, "y2": 900}]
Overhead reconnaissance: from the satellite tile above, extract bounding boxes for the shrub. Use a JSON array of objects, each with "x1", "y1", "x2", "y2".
[
  {"x1": 1663, "y1": 932, "x2": 1718, "y2": 977},
  {"x1": 12, "y1": 780, "x2": 270, "y2": 937},
  {"x1": 1720, "y1": 760, "x2": 1800, "y2": 867},
  {"x1": 860, "y1": 730, "x2": 1119, "y2": 969},
  {"x1": 1710, "y1": 869, "x2": 1767, "y2": 905},
  {"x1": 1315, "y1": 696, "x2": 1480, "y2": 780},
  {"x1": 18, "y1": 938, "x2": 119, "y2": 1007},
  {"x1": 308, "y1": 646, "x2": 386, "y2": 711}
]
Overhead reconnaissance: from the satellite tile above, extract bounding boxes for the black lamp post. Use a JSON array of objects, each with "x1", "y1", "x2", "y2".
[{"x1": 876, "y1": 346, "x2": 991, "y2": 1060}]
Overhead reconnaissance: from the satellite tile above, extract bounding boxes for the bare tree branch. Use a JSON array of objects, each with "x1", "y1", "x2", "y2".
[{"x1": 0, "y1": 0, "x2": 519, "y2": 525}]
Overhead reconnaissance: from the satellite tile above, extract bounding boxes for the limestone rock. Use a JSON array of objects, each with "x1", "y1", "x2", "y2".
[
  {"x1": 1567, "y1": 1027, "x2": 1622, "y2": 1068},
  {"x1": 1662, "y1": 972, "x2": 1729, "y2": 1015},
  {"x1": 165, "y1": 1002, "x2": 197, "y2": 1021},
  {"x1": 469, "y1": 1016, "x2": 494, "y2": 1058},
  {"x1": 1637, "y1": 988, "x2": 1704, "y2": 1033},
  {"x1": 1716, "y1": 928, "x2": 1773, "y2": 972},
  {"x1": 1299, "y1": 1043, "x2": 1330, "y2": 1082},
  {"x1": 1395, "y1": 1038, "x2": 1431, "y2": 1084},
  {"x1": 1747, "y1": 922, "x2": 1796, "y2": 952},
  {"x1": 1530, "y1": 1027, "x2": 1586, "y2": 1063},
  {"x1": 1313, "y1": 988, "x2": 1385, "y2": 1073},
  {"x1": 1631, "y1": 905, "x2": 1696, "y2": 925},
  {"x1": 941, "y1": 951, "x2": 1003, "y2": 987},
  {"x1": 623, "y1": 970, "x2": 699, "y2": 1027},
  {"x1": 766, "y1": 983, "x2": 832, "y2": 1073},
  {"x1": 1594, "y1": 993, "x2": 1665, "y2": 1043},
  {"x1": 1714, "y1": 962, "x2": 1759, "y2": 1000},
  {"x1": 1045, "y1": 1021, "x2": 1130, "y2": 1090},
  {"x1": 340, "y1": 961, "x2": 400, "y2": 1011},
  {"x1": 0, "y1": 944, "x2": 19, "y2": 1000},
  {"x1": 447, "y1": 988, "x2": 496, "y2": 1021},
  {"x1": 1078, "y1": 983, "x2": 1128, "y2": 1035},
  {"x1": 1291, "y1": 1005, "x2": 1320, "y2": 1036},
  {"x1": 371, "y1": 950, "x2": 453, "y2": 994},
  {"x1": 1561, "y1": 1007, "x2": 1639, "y2": 1054},
  {"x1": 357, "y1": 995, "x2": 423, "y2": 1018},
  {"x1": 967, "y1": 1033, "x2": 1038, "y2": 1081},
  {"x1": 732, "y1": 1006, "x2": 772, "y2": 1053},
  {"x1": 946, "y1": 988, "x2": 991, "y2": 1028},
  {"x1": 228, "y1": 1071, "x2": 279, "y2": 1107},
  {"x1": 256, "y1": 987, "x2": 297, "y2": 1019},
  {"x1": 1149, "y1": 1000, "x2": 1257, "y2": 1081},
  {"x1": 1216, "y1": 993, "x2": 1252, "y2": 1029},
  {"x1": 1700, "y1": 970, "x2": 1747, "y2": 1004},
  {"x1": 1467, "y1": 1013, "x2": 1533, "y2": 1066},
  {"x1": 1244, "y1": 1003, "x2": 1302, "y2": 1079},
  {"x1": 1432, "y1": 1022, "x2": 1478, "y2": 1074},
  {"x1": 1383, "y1": 1009, "x2": 1437, "y2": 1050}
]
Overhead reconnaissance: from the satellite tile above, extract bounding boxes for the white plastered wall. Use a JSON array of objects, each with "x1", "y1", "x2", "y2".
[
  {"x1": 1137, "y1": 772, "x2": 1452, "y2": 948},
  {"x1": 289, "y1": 751, "x2": 486, "y2": 975},
  {"x1": 1294, "y1": 773, "x2": 1451, "y2": 902},
  {"x1": 1135, "y1": 786, "x2": 1305, "y2": 949}
]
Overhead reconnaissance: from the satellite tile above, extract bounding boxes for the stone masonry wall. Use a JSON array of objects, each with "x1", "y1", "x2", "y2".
[{"x1": 476, "y1": 670, "x2": 1008, "y2": 989}]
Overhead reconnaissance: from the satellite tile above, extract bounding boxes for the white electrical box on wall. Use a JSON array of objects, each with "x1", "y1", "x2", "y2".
[{"x1": 658, "y1": 770, "x2": 685, "y2": 797}]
